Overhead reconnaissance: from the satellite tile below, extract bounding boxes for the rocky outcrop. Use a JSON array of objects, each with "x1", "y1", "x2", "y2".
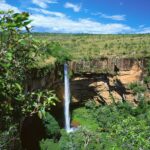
[
  {"x1": 24, "y1": 64, "x2": 63, "y2": 92},
  {"x1": 58, "y1": 58, "x2": 148, "y2": 105},
  {"x1": 117, "y1": 63, "x2": 143, "y2": 85},
  {"x1": 69, "y1": 57, "x2": 147, "y2": 74},
  {"x1": 24, "y1": 57, "x2": 149, "y2": 105},
  {"x1": 70, "y1": 74, "x2": 135, "y2": 105}
]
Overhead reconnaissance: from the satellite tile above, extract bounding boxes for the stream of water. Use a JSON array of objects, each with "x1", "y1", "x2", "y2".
[
  {"x1": 64, "y1": 63, "x2": 71, "y2": 133},
  {"x1": 64, "y1": 63, "x2": 78, "y2": 133}
]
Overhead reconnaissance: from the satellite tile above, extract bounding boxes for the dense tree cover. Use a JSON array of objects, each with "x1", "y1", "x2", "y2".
[
  {"x1": 0, "y1": 10, "x2": 63, "y2": 149},
  {"x1": 40, "y1": 99, "x2": 150, "y2": 150}
]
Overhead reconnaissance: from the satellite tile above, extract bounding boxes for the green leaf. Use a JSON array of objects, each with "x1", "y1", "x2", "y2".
[
  {"x1": 23, "y1": 20, "x2": 32, "y2": 26},
  {"x1": 6, "y1": 52, "x2": 13, "y2": 61},
  {"x1": 15, "y1": 83, "x2": 22, "y2": 92},
  {"x1": 38, "y1": 111, "x2": 42, "y2": 119}
]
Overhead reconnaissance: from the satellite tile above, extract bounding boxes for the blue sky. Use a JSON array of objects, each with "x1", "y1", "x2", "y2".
[{"x1": 0, "y1": 0, "x2": 150, "y2": 34}]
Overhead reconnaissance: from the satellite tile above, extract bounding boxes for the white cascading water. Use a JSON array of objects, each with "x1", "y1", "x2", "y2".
[{"x1": 64, "y1": 63, "x2": 71, "y2": 133}]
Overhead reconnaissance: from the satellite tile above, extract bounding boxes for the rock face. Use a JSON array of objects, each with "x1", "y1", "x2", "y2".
[
  {"x1": 56, "y1": 69, "x2": 142, "y2": 105},
  {"x1": 25, "y1": 64, "x2": 63, "y2": 92},
  {"x1": 71, "y1": 74, "x2": 135, "y2": 105},
  {"x1": 25, "y1": 57, "x2": 149, "y2": 105},
  {"x1": 117, "y1": 63, "x2": 143, "y2": 85},
  {"x1": 69, "y1": 57, "x2": 146, "y2": 74},
  {"x1": 68, "y1": 58, "x2": 148, "y2": 104}
]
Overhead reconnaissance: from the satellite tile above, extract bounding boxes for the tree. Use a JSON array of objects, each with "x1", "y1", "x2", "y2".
[{"x1": 0, "y1": 10, "x2": 59, "y2": 149}]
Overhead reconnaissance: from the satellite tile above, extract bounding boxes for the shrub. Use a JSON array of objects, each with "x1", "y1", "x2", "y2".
[
  {"x1": 46, "y1": 42, "x2": 71, "y2": 63},
  {"x1": 129, "y1": 82, "x2": 146, "y2": 94},
  {"x1": 65, "y1": 101, "x2": 150, "y2": 150},
  {"x1": 0, "y1": 125, "x2": 21, "y2": 150},
  {"x1": 144, "y1": 60, "x2": 150, "y2": 87},
  {"x1": 42, "y1": 112, "x2": 60, "y2": 141},
  {"x1": 40, "y1": 139, "x2": 60, "y2": 150},
  {"x1": 85, "y1": 99, "x2": 97, "y2": 110},
  {"x1": 59, "y1": 128, "x2": 101, "y2": 150}
]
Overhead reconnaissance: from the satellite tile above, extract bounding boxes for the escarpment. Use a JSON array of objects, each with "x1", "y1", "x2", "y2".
[{"x1": 25, "y1": 57, "x2": 149, "y2": 105}]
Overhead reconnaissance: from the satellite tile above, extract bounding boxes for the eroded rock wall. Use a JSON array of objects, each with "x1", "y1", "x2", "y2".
[
  {"x1": 69, "y1": 57, "x2": 146, "y2": 74},
  {"x1": 68, "y1": 58, "x2": 148, "y2": 104},
  {"x1": 71, "y1": 74, "x2": 135, "y2": 105},
  {"x1": 25, "y1": 57, "x2": 149, "y2": 105},
  {"x1": 25, "y1": 64, "x2": 63, "y2": 92}
]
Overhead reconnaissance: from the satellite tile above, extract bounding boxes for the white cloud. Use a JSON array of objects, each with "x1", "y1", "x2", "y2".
[
  {"x1": 138, "y1": 27, "x2": 150, "y2": 34},
  {"x1": 64, "y1": 2, "x2": 81, "y2": 12},
  {"x1": 28, "y1": 8, "x2": 66, "y2": 18},
  {"x1": 102, "y1": 14, "x2": 126, "y2": 21},
  {"x1": 0, "y1": 0, "x2": 20, "y2": 12},
  {"x1": 1, "y1": 0, "x2": 149, "y2": 34},
  {"x1": 30, "y1": 13, "x2": 133, "y2": 34},
  {"x1": 92, "y1": 12, "x2": 126, "y2": 21},
  {"x1": 32, "y1": 0, "x2": 57, "y2": 9}
]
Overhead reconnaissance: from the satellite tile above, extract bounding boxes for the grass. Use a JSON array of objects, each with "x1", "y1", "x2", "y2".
[
  {"x1": 33, "y1": 33, "x2": 150, "y2": 60},
  {"x1": 34, "y1": 55, "x2": 56, "y2": 69},
  {"x1": 72, "y1": 107, "x2": 99, "y2": 131}
]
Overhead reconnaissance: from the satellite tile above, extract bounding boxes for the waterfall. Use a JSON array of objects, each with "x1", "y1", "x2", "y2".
[
  {"x1": 64, "y1": 63, "x2": 78, "y2": 133},
  {"x1": 64, "y1": 63, "x2": 71, "y2": 133}
]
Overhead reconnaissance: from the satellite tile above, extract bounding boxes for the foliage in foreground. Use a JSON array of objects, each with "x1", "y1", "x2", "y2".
[
  {"x1": 0, "y1": 125, "x2": 21, "y2": 150},
  {"x1": 0, "y1": 10, "x2": 65, "y2": 149},
  {"x1": 42, "y1": 112, "x2": 60, "y2": 140}
]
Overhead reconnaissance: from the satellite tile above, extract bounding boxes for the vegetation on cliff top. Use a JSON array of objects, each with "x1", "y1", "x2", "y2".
[{"x1": 34, "y1": 33, "x2": 150, "y2": 60}]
